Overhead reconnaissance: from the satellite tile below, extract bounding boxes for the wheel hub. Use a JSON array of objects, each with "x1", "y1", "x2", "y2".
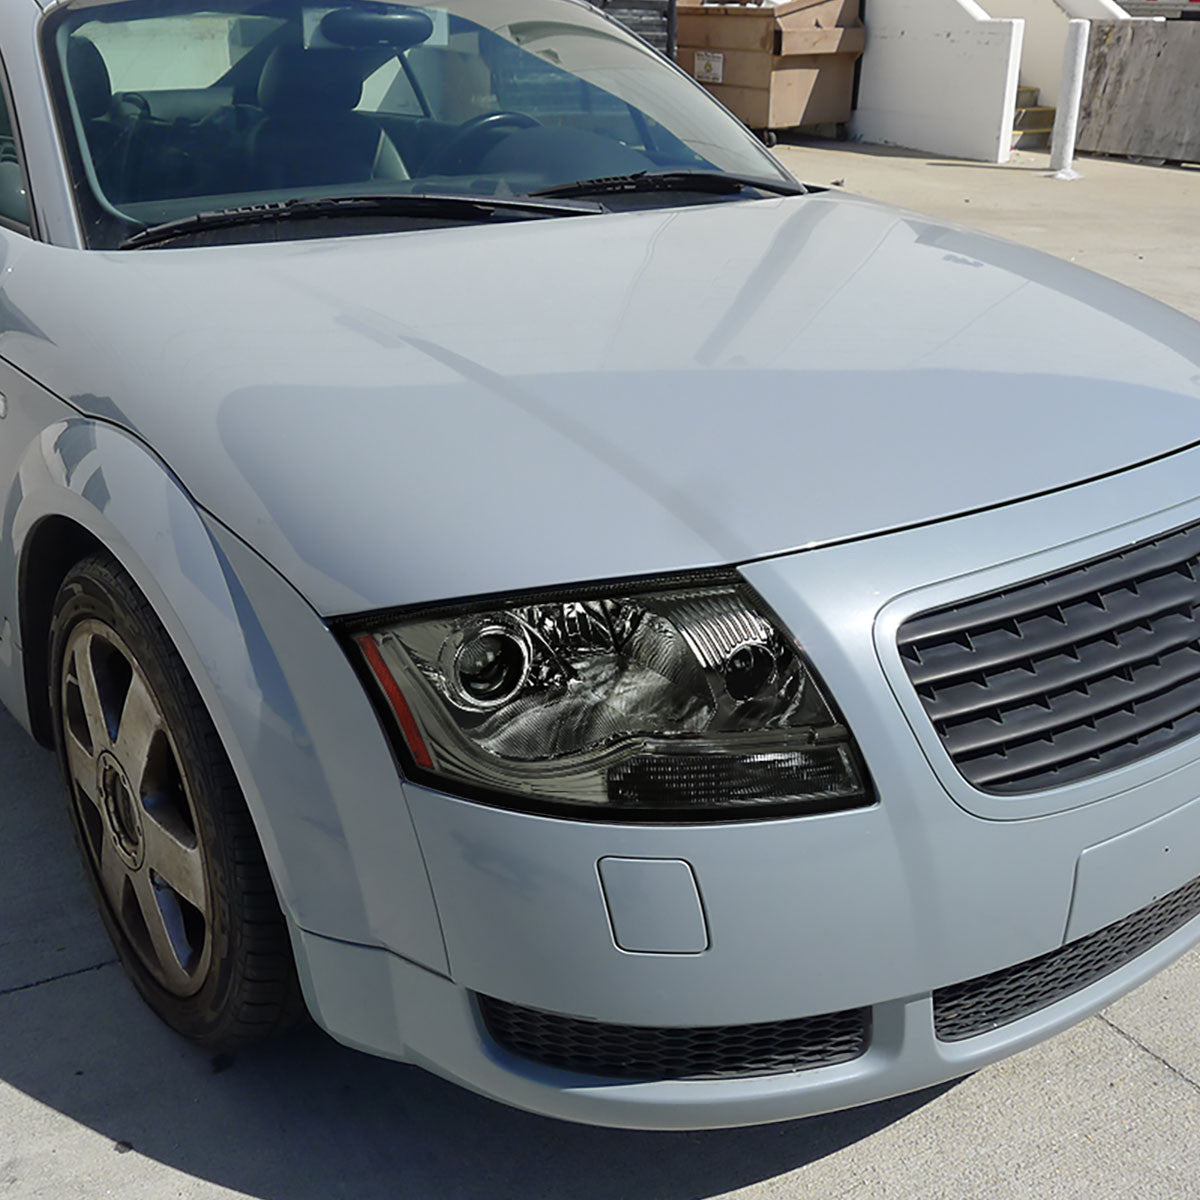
[{"x1": 97, "y1": 750, "x2": 144, "y2": 868}]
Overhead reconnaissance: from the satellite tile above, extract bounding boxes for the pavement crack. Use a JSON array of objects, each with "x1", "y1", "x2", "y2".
[
  {"x1": 1097, "y1": 1012, "x2": 1200, "y2": 1095},
  {"x1": 0, "y1": 959, "x2": 116, "y2": 998}
]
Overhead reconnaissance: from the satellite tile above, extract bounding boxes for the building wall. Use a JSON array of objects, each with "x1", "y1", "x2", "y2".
[
  {"x1": 989, "y1": 0, "x2": 1128, "y2": 107},
  {"x1": 852, "y1": 0, "x2": 1025, "y2": 162},
  {"x1": 76, "y1": 16, "x2": 235, "y2": 92}
]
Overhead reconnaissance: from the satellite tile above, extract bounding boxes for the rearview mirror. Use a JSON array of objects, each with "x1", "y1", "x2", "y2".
[{"x1": 320, "y1": 6, "x2": 434, "y2": 48}]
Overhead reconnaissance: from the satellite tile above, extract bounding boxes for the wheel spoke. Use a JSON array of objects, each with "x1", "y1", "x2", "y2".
[
  {"x1": 72, "y1": 635, "x2": 112, "y2": 754},
  {"x1": 131, "y1": 870, "x2": 195, "y2": 987},
  {"x1": 96, "y1": 835, "x2": 130, "y2": 911},
  {"x1": 113, "y1": 673, "x2": 163, "y2": 791},
  {"x1": 141, "y1": 815, "x2": 206, "y2": 910},
  {"x1": 63, "y1": 731, "x2": 101, "y2": 810}
]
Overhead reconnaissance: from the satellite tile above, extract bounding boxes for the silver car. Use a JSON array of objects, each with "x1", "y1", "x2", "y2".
[{"x1": 4, "y1": 0, "x2": 1200, "y2": 1131}]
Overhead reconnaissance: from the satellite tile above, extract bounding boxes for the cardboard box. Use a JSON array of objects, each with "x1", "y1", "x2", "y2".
[{"x1": 676, "y1": 0, "x2": 864, "y2": 132}]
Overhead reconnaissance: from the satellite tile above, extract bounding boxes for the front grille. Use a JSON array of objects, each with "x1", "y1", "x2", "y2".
[
  {"x1": 897, "y1": 520, "x2": 1200, "y2": 793},
  {"x1": 934, "y1": 872, "x2": 1200, "y2": 1041},
  {"x1": 477, "y1": 996, "x2": 871, "y2": 1081}
]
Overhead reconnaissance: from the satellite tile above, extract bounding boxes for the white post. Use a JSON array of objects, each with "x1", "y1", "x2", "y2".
[{"x1": 1051, "y1": 19, "x2": 1091, "y2": 180}]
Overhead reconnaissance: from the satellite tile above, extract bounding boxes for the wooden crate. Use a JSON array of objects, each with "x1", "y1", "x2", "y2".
[{"x1": 676, "y1": 0, "x2": 864, "y2": 131}]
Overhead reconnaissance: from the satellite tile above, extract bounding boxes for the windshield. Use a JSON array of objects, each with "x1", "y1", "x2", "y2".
[{"x1": 42, "y1": 0, "x2": 794, "y2": 248}]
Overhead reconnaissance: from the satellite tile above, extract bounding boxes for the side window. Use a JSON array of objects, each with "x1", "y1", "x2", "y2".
[
  {"x1": 357, "y1": 59, "x2": 424, "y2": 118},
  {"x1": 409, "y1": 27, "x2": 644, "y2": 146},
  {"x1": 74, "y1": 17, "x2": 253, "y2": 91},
  {"x1": 0, "y1": 81, "x2": 30, "y2": 231},
  {"x1": 406, "y1": 32, "x2": 500, "y2": 123}
]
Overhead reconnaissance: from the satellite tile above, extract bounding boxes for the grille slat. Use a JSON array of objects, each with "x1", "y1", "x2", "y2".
[
  {"x1": 964, "y1": 686, "x2": 1200, "y2": 789},
  {"x1": 898, "y1": 518, "x2": 1200, "y2": 793},
  {"x1": 904, "y1": 569, "x2": 1200, "y2": 689},
  {"x1": 923, "y1": 612, "x2": 1200, "y2": 724},
  {"x1": 477, "y1": 997, "x2": 871, "y2": 1081},
  {"x1": 934, "y1": 872, "x2": 1200, "y2": 1040},
  {"x1": 901, "y1": 523, "x2": 1200, "y2": 650},
  {"x1": 943, "y1": 641, "x2": 1200, "y2": 758}
]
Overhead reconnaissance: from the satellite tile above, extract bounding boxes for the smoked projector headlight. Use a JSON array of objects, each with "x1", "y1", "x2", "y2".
[{"x1": 352, "y1": 573, "x2": 871, "y2": 820}]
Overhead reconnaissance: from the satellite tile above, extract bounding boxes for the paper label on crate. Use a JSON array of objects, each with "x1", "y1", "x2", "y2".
[{"x1": 693, "y1": 51, "x2": 724, "y2": 85}]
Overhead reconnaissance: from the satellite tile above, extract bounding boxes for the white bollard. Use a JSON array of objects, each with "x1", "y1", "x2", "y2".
[{"x1": 1051, "y1": 19, "x2": 1091, "y2": 180}]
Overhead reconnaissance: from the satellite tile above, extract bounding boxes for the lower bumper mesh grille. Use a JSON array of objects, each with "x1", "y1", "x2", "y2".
[
  {"x1": 934, "y1": 872, "x2": 1200, "y2": 1041},
  {"x1": 477, "y1": 996, "x2": 871, "y2": 1080}
]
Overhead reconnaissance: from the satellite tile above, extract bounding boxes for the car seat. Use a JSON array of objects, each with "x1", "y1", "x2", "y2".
[
  {"x1": 247, "y1": 46, "x2": 407, "y2": 190},
  {"x1": 65, "y1": 36, "x2": 129, "y2": 198}
]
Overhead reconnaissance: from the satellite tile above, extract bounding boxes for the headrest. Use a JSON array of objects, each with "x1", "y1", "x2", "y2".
[
  {"x1": 257, "y1": 47, "x2": 364, "y2": 117},
  {"x1": 67, "y1": 36, "x2": 113, "y2": 121}
]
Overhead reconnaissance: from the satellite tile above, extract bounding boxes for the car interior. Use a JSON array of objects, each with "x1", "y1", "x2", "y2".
[
  {"x1": 58, "y1": 7, "x2": 703, "y2": 226},
  {"x1": 0, "y1": 89, "x2": 29, "y2": 226}
]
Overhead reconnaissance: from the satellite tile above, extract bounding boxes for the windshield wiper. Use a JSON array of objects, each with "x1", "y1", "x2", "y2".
[
  {"x1": 530, "y1": 171, "x2": 807, "y2": 200},
  {"x1": 119, "y1": 192, "x2": 604, "y2": 249}
]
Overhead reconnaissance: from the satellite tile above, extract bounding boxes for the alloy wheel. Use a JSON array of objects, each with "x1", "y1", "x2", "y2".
[{"x1": 60, "y1": 618, "x2": 211, "y2": 996}]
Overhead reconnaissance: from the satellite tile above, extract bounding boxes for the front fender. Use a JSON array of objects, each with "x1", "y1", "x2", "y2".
[{"x1": 7, "y1": 418, "x2": 448, "y2": 973}]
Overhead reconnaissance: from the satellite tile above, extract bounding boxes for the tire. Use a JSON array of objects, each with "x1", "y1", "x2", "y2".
[{"x1": 50, "y1": 551, "x2": 303, "y2": 1049}]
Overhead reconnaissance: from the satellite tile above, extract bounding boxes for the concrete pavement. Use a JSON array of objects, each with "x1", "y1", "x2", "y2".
[
  {"x1": 3, "y1": 144, "x2": 1200, "y2": 1199},
  {"x1": 774, "y1": 141, "x2": 1200, "y2": 324}
]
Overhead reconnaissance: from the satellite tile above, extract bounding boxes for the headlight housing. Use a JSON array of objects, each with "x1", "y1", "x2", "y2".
[{"x1": 351, "y1": 573, "x2": 871, "y2": 820}]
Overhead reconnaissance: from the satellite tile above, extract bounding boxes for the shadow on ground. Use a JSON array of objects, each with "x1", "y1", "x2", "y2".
[{"x1": 1, "y1": 710, "x2": 949, "y2": 1200}]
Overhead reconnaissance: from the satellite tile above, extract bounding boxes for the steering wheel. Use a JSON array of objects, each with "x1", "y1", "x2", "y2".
[{"x1": 421, "y1": 111, "x2": 540, "y2": 177}]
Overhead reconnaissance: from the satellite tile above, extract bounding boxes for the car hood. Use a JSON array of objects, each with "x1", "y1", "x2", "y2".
[{"x1": 7, "y1": 192, "x2": 1200, "y2": 615}]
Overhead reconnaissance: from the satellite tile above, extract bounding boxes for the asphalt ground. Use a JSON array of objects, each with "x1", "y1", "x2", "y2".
[{"x1": 3, "y1": 144, "x2": 1200, "y2": 1199}]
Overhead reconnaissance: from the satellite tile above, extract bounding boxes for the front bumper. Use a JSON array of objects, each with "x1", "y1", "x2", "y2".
[
  {"x1": 232, "y1": 449, "x2": 1200, "y2": 1129},
  {"x1": 293, "y1": 891, "x2": 1200, "y2": 1131}
]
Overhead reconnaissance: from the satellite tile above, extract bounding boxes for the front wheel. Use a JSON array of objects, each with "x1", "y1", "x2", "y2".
[{"x1": 51, "y1": 552, "x2": 302, "y2": 1049}]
